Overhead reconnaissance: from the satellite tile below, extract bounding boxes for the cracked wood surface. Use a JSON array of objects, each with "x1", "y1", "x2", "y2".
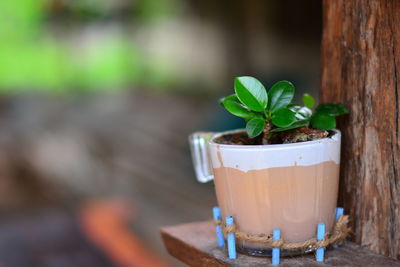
[{"x1": 321, "y1": 0, "x2": 400, "y2": 259}]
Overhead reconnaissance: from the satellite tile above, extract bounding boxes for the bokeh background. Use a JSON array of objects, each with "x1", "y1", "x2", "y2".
[{"x1": 0, "y1": 0, "x2": 321, "y2": 266}]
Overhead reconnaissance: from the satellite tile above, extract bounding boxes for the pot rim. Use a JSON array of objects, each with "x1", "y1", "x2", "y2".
[{"x1": 209, "y1": 128, "x2": 341, "y2": 150}]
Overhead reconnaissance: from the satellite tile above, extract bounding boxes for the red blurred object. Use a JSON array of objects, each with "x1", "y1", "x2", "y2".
[{"x1": 80, "y1": 200, "x2": 168, "y2": 267}]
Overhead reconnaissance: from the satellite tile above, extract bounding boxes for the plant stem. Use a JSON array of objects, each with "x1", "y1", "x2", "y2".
[{"x1": 262, "y1": 121, "x2": 271, "y2": 145}]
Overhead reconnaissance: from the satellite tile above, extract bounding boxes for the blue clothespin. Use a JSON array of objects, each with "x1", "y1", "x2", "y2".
[
  {"x1": 333, "y1": 207, "x2": 344, "y2": 248},
  {"x1": 316, "y1": 223, "x2": 326, "y2": 262},
  {"x1": 212, "y1": 207, "x2": 225, "y2": 247},
  {"x1": 335, "y1": 207, "x2": 344, "y2": 221},
  {"x1": 272, "y1": 229, "x2": 281, "y2": 265},
  {"x1": 226, "y1": 216, "x2": 236, "y2": 259}
]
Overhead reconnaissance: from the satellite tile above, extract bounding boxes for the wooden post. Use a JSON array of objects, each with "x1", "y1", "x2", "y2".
[{"x1": 321, "y1": 0, "x2": 400, "y2": 259}]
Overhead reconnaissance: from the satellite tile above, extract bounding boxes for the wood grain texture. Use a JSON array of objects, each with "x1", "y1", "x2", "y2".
[
  {"x1": 160, "y1": 221, "x2": 400, "y2": 266},
  {"x1": 321, "y1": 0, "x2": 400, "y2": 259}
]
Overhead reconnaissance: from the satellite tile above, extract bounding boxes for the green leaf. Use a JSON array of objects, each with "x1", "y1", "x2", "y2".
[
  {"x1": 267, "y1": 81, "x2": 295, "y2": 112},
  {"x1": 310, "y1": 113, "x2": 336, "y2": 130},
  {"x1": 270, "y1": 120, "x2": 309, "y2": 133},
  {"x1": 288, "y1": 104, "x2": 312, "y2": 120},
  {"x1": 271, "y1": 107, "x2": 296, "y2": 127},
  {"x1": 221, "y1": 94, "x2": 258, "y2": 120},
  {"x1": 302, "y1": 93, "x2": 315, "y2": 109},
  {"x1": 246, "y1": 117, "x2": 266, "y2": 138},
  {"x1": 234, "y1": 76, "x2": 268, "y2": 112},
  {"x1": 315, "y1": 103, "x2": 348, "y2": 116}
]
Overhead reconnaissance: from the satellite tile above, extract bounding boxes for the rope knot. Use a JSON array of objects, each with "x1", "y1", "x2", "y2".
[
  {"x1": 224, "y1": 225, "x2": 236, "y2": 234},
  {"x1": 271, "y1": 239, "x2": 284, "y2": 248},
  {"x1": 214, "y1": 219, "x2": 222, "y2": 226},
  {"x1": 315, "y1": 237, "x2": 329, "y2": 248}
]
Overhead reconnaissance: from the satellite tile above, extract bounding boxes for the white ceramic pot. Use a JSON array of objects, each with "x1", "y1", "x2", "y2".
[{"x1": 189, "y1": 129, "x2": 341, "y2": 256}]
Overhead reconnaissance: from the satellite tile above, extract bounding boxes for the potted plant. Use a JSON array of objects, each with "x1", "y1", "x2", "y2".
[{"x1": 189, "y1": 76, "x2": 348, "y2": 256}]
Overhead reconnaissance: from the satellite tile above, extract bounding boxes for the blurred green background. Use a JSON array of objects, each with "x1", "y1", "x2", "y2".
[
  {"x1": 0, "y1": 0, "x2": 321, "y2": 95},
  {"x1": 0, "y1": 0, "x2": 174, "y2": 93}
]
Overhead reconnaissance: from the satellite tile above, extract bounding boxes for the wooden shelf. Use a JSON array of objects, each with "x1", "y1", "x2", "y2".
[{"x1": 160, "y1": 220, "x2": 400, "y2": 266}]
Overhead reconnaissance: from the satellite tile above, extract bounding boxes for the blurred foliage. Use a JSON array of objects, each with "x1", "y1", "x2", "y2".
[
  {"x1": 135, "y1": 0, "x2": 180, "y2": 22},
  {"x1": 0, "y1": 0, "x2": 179, "y2": 93}
]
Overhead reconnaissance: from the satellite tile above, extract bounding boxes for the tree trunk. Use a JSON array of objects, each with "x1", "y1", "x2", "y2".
[{"x1": 321, "y1": 0, "x2": 400, "y2": 259}]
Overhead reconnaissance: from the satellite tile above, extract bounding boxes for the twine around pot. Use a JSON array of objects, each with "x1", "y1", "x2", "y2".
[{"x1": 215, "y1": 215, "x2": 351, "y2": 251}]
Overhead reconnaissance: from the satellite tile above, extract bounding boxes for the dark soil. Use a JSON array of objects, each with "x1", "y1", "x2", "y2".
[{"x1": 215, "y1": 127, "x2": 331, "y2": 145}]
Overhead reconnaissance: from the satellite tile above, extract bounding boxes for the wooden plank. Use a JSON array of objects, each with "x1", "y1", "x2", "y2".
[
  {"x1": 160, "y1": 221, "x2": 400, "y2": 267},
  {"x1": 321, "y1": 0, "x2": 400, "y2": 258}
]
